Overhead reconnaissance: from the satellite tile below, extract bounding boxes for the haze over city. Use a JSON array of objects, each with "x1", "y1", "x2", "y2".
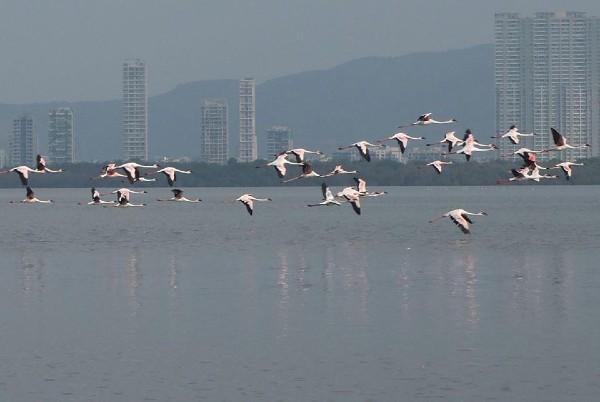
[{"x1": 2, "y1": 0, "x2": 600, "y2": 103}]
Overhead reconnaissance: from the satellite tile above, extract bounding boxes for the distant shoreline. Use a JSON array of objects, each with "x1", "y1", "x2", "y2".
[{"x1": 1, "y1": 157, "x2": 597, "y2": 188}]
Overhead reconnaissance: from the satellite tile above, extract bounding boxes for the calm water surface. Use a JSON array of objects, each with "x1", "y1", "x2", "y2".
[{"x1": 0, "y1": 186, "x2": 599, "y2": 401}]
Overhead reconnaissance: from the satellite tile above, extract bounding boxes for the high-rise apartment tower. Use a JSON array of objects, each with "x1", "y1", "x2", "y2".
[
  {"x1": 200, "y1": 100, "x2": 228, "y2": 165},
  {"x1": 265, "y1": 126, "x2": 293, "y2": 157},
  {"x1": 9, "y1": 115, "x2": 35, "y2": 166},
  {"x1": 495, "y1": 11, "x2": 600, "y2": 160},
  {"x1": 48, "y1": 107, "x2": 74, "y2": 163},
  {"x1": 122, "y1": 59, "x2": 148, "y2": 160},
  {"x1": 238, "y1": 78, "x2": 257, "y2": 162}
]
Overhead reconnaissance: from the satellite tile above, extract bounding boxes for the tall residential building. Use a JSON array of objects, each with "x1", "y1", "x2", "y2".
[
  {"x1": 590, "y1": 17, "x2": 600, "y2": 158},
  {"x1": 238, "y1": 78, "x2": 257, "y2": 162},
  {"x1": 495, "y1": 11, "x2": 600, "y2": 161},
  {"x1": 532, "y1": 12, "x2": 590, "y2": 160},
  {"x1": 265, "y1": 126, "x2": 292, "y2": 157},
  {"x1": 9, "y1": 115, "x2": 35, "y2": 166},
  {"x1": 200, "y1": 99, "x2": 228, "y2": 164},
  {"x1": 122, "y1": 59, "x2": 148, "y2": 160},
  {"x1": 0, "y1": 149, "x2": 7, "y2": 168},
  {"x1": 48, "y1": 108, "x2": 74, "y2": 163},
  {"x1": 495, "y1": 13, "x2": 534, "y2": 158}
]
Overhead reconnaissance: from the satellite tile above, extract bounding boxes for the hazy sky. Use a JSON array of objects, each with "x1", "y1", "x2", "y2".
[{"x1": 2, "y1": 0, "x2": 600, "y2": 103}]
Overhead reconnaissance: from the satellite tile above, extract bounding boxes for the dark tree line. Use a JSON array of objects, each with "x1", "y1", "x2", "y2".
[{"x1": 0, "y1": 157, "x2": 598, "y2": 188}]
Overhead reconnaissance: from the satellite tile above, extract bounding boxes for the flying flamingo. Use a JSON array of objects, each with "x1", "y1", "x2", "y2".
[
  {"x1": 453, "y1": 143, "x2": 497, "y2": 161},
  {"x1": 0, "y1": 166, "x2": 43, "y2": 186},
  {"x1": 503, "y1": 148, "x2": 544, "y2": 168},
  {"x1": 492, "y1": 125, "x2": 535, "y2": 145},
  {"x1": 377, "y1": 132, "x2": 425, "y2": 154},
  {"x1": 450, "y1": 130, "x2": 497, "y2": 161},
  {"x1": 502, "y1": 166, "x2": 558, "y2": 183},
  {"x1": 338, "y1": 141, "x2": 383, "y2": 162},
  {"x1": 543, "y1": 128, "x2": 590, "y2": 153},
  {"x1": 426, "y1": 131, "x2": 464, "y2": 153},
  {"x1": 429, "y1": 209, "x2": 487, "y2": 234},
  {"x1": 155, "y1": 167, "x2": 192, "y2": 186},
  {"x1": 111, "y1": 188, "x2": 147, "y2": 206},
  {"x1": 236, "y1": 194, "x2": 272, "y2": 215},
  {"x1": 113, "y1": 198, "x2": 145, "y2": 207},
  {"x1": 307, "y1": 183, "x2": 341, "y2": 207},
  {"x1": 462, "y1": 129, "x2": 494, "y2": 145},
  {"x1": 157, "y1": 189, "x2": 201, "y2": 202},
  {"x1": 426, "y1": 160, "x2": 453, "y2": 174},
  {"x1": 522, "y1": 167, "x2": 558, "y2": 182},
  {"x1": 321, "y1": 165, "x2": 358, "y2": 177},
  {"x1": 10, "y1": 187, "x2": 53, "y2": 204},
  {"x1": 86, "y1": 187, "x2": 114, "y2": 205},
  {"x1": 505, "y1": 167, "x2": 533, "y2": 182},
  {"x1": 94, "y1": 163, "x2": 128, "y2": 180},
  {"x1": 354, "y1": 177, "x2": 386, "y2": 197},
  {"x1": 399, "y1": 113, "x2": 456, "y2": 128},
  {"x1": 551, "y1": 162, "x2": 584, "y2": 180},
  {"x1": 285, "y1": 148, "x2": 324, "y2": 163},
  {"x1": 113, "y1": 162, "x2": 158, "y2": 184},
  {"x1": 256, "y1": 152, "x2": 303, "y2": 178},
  {"x1": 281, "y1": 162, "x2": 321, "y2": 183},
  {"x1": 36, "y1": 154, "x2": 63, "y2": 173},
  {"x1": 336, "y1": 187, "x2": 362, "y2": 215},
  {"x1": 507, "y1": 148, "x2": 550, "y2": 172}
]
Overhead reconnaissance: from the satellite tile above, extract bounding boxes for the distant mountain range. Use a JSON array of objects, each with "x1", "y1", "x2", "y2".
[{"x1": 0, "y1": 44, "x2": 494, "y2": 162}]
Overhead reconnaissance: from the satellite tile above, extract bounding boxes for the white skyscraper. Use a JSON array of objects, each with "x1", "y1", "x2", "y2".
[
  {"x1": 48, "y1": 107, "x2": 74, "y2": 163},
  {"x1": 265, "y1": 126, "x2": 292, "y2": 158},
  {"x1": 495, "y1": 11, "x2": 600, "y2": 161},
  {"x1": 238, "y1": 78, "x2": 257, "y2": 162},
  {"x1": 9, "y1": 115, "x2": 35, "y2": 166},
  {"x1": 588, "y1": 17, "x2": 600, "y2": 158},
  {"x1": 532, "y1": 12, "x2": 590, "y2": 160},
  {"x1": 200, "y1": 99, "x2": 228, "y2": 165},
  {"x1": 0, "y1": 149, "x2": 7, "y2": 169},
  {"x1": 122, "y1": 59, "x2": 148, "y2": 160},
  {"x1": 495, "y1": 13, "x2": 533, "y2": 159}
]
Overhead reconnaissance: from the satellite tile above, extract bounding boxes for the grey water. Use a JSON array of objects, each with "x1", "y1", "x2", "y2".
[{"x1": 0, "y1": 186, "x2": 599, "y2": 401}]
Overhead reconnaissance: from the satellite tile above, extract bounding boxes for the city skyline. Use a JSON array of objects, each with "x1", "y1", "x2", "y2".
[{"x1": 3, "y1": 8, "x2": 600, "y2": 163}]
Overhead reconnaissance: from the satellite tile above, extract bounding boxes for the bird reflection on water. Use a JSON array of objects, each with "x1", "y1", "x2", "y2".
[
  {"x1": 124, "y1": 248, "x2": 142, "y2": 317},
  {"x1": 19, "y1": 247, "x2": 45, "y2": 305}
]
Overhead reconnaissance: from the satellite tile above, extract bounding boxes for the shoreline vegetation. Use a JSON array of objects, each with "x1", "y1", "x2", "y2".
[{"x1": 1, "y1": 157, "x2": 598, "y2": 188}]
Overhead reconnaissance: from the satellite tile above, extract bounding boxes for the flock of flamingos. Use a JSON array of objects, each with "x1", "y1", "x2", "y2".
[{"x1": 0, "y1": 112, "x2": 588, "y2": 234}]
